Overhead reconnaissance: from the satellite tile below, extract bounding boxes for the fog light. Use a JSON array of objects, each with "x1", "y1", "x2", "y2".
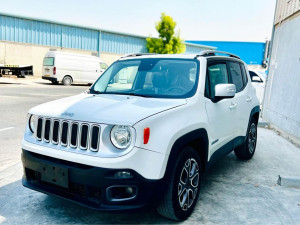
[
  {"x1": 114, "y1": 171, "x2": 132, "y2": 179},
  {"x1": 126, "y1": 187, "x2": 134, "y2": 195},
  {"x1": 106, "y1": 185, "x2": 137, "y2": 202}
]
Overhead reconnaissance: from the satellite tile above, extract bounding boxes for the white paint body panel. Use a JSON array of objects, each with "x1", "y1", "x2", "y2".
[{"x1": 250, "y1": 70, "x2": 266, "y2": 105}]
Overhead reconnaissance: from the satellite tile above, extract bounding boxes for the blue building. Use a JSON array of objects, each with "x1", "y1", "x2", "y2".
[{"x1": 186, "y1": 41, "x2": 266, "y2": 65}]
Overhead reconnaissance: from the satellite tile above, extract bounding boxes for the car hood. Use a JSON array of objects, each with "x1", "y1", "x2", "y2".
[{"x1": 29, "y1": 93, "x2": 187, "y2": 125}]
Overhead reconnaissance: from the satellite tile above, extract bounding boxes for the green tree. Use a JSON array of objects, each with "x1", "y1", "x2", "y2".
[{"x1": 146, "y1": 13, "x2": 186, "y2": 54}]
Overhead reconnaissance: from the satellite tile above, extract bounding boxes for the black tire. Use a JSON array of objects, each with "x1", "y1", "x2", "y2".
[
  {"x1": 62, "y1": 76, "x2": 72, "y2": 86},
  {"x1": 157, "y1": 146, "x2": 201, "y2": 221},
  {"x1": 234, "y1": 118, "x2": 258, "y2": 160}
]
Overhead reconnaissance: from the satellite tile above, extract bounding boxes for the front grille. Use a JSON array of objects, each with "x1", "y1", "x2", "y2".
[{"x1": 36, "y1": 117, "x2": 101, "y2": 152}]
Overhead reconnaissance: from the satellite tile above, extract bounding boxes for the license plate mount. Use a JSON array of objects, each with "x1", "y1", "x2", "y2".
[{"x1": 40, "y1": 164, "x2": 68, "y2": 188}]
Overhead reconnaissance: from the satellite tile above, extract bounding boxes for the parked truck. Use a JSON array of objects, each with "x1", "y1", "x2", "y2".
[{"x1": 0, "y1": 64, "x2": 33, "y2": 78}]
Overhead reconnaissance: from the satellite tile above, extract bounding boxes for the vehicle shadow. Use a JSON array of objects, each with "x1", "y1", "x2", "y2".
[
  {"x1": 0, "y1": 82, "x2": 23, "y2": 85},
  {"x1": 36, "y1": 82, "x2": 90, "y2": 87},
  {"x1": 0, "y1": 153, "x2": 246, "y2": 224}
]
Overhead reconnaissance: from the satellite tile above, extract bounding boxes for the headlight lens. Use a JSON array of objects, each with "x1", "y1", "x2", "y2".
[
  {"x1": 110, "y1": 125, "x2": 132, "y2": 149},
  {"x1": 29, "y1": 114, "x2": 38, "y2": 133}
]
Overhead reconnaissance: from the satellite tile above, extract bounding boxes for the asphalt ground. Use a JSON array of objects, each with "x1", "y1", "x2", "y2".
[{"x1": 0, "y1": 77, "x2": 300, "y2": 224}]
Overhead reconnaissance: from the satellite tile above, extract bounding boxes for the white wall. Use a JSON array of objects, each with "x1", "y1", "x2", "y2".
[
  {"x1": 0, "y1": 41, "x2": 121, "y2": 76},
  {"x1": 262, "y1": 15, "x2": 300, "y2": 143}
]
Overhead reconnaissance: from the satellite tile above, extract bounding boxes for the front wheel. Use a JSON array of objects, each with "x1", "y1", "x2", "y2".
[
  {"x1": 234, "y1": 118, "x2": 258, "y2": 160},
  {"x1": 157, "y1": 146, "x2": 201, "y2": 221}
]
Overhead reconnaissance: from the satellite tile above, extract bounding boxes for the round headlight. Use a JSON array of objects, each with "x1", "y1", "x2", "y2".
[
  {"x1": 29, "y1": 114, "x2": 38, "y2": 133},
  {"x1": 110, "y1": 125, "x2": 132, "y2": 149}
]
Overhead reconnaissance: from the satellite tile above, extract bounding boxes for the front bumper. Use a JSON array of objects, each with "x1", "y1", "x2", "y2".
[{"x1": 21, "y1": 149, "x2": 164, "y2": 212}]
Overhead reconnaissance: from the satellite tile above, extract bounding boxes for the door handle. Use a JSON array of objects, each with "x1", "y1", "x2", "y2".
[
  {"x1": 246, "y1": 96, "x2": 252, "y2": 102},
  {"x1": 229, "y1": 103, "x2": 237, "y2": 109}
]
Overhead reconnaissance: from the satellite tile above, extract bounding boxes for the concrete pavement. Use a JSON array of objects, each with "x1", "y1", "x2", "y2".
[{"x1": 0, "y1": 78, "x2": 300, "y2": 224}]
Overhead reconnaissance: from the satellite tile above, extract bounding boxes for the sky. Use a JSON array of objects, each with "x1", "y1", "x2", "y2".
[{"x1": 0, "y1": 0, "x2": 276, "y2": 42}]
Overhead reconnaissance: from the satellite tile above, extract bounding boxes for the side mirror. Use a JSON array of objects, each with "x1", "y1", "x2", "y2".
[{"x1": 213, "y1": 83, "x2": 236, "y2": 102}]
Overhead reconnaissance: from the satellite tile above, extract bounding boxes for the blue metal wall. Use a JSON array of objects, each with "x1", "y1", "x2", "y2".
[
  {"x1": 100, "y1": 31, "x2": 147, "y2": 54},
  {"x1": 186, "y1": 41, "x2": 266, "y2": 65},
  {"x1": 0, "y1": 15, "x2": 99, "y2": 51},
  {"x1": 0, "y1": 13, "x2": 213, "y2": 55}
]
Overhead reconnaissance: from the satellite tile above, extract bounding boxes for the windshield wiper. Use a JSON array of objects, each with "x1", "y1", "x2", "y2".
[
  {"x1": 127, "y1": 92, "x2": 153, "y2": 98},
  {"x1": 89, "y1": 89, "x2": 101, "y2": 94},
  {"x1": 99, "y1": 92, "x2": 153, "y2": 98},
  {"x1": 88, "y1": 90, "x2": 153, "y2": 98}
]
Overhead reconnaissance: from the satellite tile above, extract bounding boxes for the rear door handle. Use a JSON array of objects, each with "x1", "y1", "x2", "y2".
[
  {"x1": 229, "y1": 103, "x2": 237, "y2": 109},
  {"x1": 246, "y1": 96, "x2": 252, "y2": 102}
]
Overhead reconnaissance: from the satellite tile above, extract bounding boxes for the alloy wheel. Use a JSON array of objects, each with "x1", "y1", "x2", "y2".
[
  {"x1": 178, "y1": 158, "x2": 199, "y2": 211},
  {"x1": 248, "y1": 123, "x2": 257, "y2": 154}
]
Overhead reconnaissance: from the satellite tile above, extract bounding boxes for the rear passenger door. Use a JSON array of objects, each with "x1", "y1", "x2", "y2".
[
  {"x1": 204, "y1": 61, "x2": 237, "y2": 157},
  {"x1": 228, "y1": 61, "x2": 250, "y2": 142}
]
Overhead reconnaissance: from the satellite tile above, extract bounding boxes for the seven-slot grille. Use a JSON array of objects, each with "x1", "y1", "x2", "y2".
[{"x1": 35, "y1": 117, "x2": 101, "y2": 151}]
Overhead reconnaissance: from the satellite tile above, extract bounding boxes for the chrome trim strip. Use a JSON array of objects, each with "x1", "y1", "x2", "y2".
[
  {"x1": 69, "y1": 122, "x2": 79, "y2": 149},
  {"x1": 79, "y1": 123, "x2": 89, "y2": 150},
  {"x1": 43, "y1": 118, "x2": 51, "y2": 143},
  {"x1": 90, "y1": 124, "x2": 100, "y2": 152},
  {"x1": 51, "y1": 119, "x2": 60, "y2": 145},
  {"x1": 36, "y1": 117, "x2": 43, "y2": 141},
  {"x1": 60, "y1": 121, "x2": 69, "y2": 147}
]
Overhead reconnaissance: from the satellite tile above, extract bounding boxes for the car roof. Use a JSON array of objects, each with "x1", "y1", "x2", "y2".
[{"x1": 117, "y1": 51, "x2": 242, "y2": 62}]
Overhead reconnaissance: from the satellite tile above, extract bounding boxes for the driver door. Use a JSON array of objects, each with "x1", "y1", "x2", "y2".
[{"x1": 204, "y1": 61, "x2": 238, "y2": 159}]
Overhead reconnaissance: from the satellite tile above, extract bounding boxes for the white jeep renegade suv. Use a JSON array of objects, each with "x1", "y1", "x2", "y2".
[{"x1": 22, "y1": 51, "x2": 260, "y2": 220}]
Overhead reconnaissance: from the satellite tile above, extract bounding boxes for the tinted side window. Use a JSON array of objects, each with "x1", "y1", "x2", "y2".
[
  {"x1": 206, "y1": 63, "x2": 229, "y2": 99},
  {"x1": 229, "y1": 62, "x2": 243, "y2": 92},
  {"x1": 240, "y1": 63, "x2": 248, "y2": 86}
]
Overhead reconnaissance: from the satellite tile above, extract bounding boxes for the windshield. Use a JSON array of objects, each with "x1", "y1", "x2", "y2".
[
  {"x1": 90, "y1": 58, "x2": 199, "y2": 98},
  {"x1": 43, "y1": 57, "x2": 54, "y2": 66}
]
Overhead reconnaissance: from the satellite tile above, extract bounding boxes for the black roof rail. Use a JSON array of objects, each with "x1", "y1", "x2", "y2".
[
  {"x1": 194, "y1": 50, "x2": 240, "y2": 59},
  {"x1": 120, "y1": 53, "x2": 158, "y2": 59}
]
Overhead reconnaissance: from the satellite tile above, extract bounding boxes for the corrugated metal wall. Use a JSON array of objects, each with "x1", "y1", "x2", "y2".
[
  {"x1": 275, "y1": 0, "x2": 300, "y2": 25},
  {"x1": 0, "y1": 13, "x2": 213, "y2": 55},
  {"x1": 100, "y1": 32, "x2": 147, "y2": 53},
  {"x1": 0, "y1": 15, "x2": 99, "y2": 51}
]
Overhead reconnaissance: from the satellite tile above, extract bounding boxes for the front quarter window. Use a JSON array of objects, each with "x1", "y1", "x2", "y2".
[{"x1": 91, "y1": 58, "x2": 199, "y2": 98}]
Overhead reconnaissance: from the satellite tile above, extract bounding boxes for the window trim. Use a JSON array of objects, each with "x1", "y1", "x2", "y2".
[
  {"x1": 240, "y1": 63, "x2": 248, "y2": 87},
  {"x1": 227, "y1": 61, "x2": 246, "y2": 93},
  {"x1": 205, "y1": 61, "x2": 230, "y2": 100}
]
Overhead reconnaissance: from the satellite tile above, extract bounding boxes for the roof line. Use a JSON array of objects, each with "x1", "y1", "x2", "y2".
[
  {"x1": 184, "y1": 42, "x2": 216, "y2": 49},
  {"x1": 0, "y1": 11, "x2": 149, "y2": 38},
  {"x1": 187, "y1": 40, "x2": 266, "y2": 44},
  {"x1": 0, "y1": 11, "x2": 216, "y2": 49}
]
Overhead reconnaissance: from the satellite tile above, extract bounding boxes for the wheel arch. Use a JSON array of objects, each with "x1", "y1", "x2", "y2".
[
  {"x1": 249, "y1": 105, "x2": 260, "y2": 125},
  {"x1": 62, "y1": 74, "x2": 73, "y2": 81},
  {"x1": 164, "y1": 128, "x2": 209, "y2": 180},
  {"x1": 243, "y1": 105, "x2": 260, "y2": 141}
]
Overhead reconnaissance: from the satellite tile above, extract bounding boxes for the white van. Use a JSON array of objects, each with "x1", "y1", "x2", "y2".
[{"x1": 42, "y1": 51, "x2": 108, "y2": 85}]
